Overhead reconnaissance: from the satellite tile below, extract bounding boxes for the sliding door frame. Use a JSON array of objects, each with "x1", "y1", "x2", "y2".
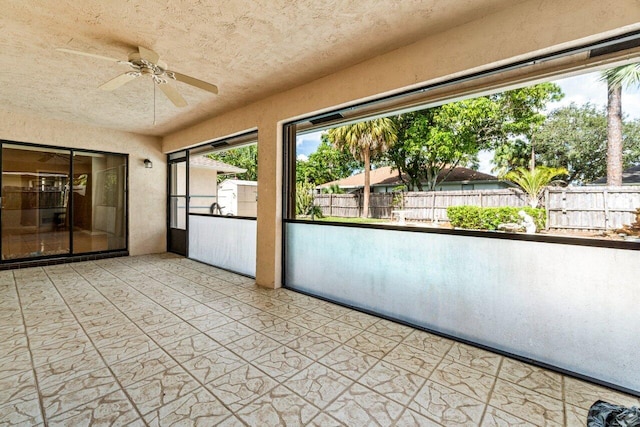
[
  {"x1": 166, "y1": 151, "x2": 189, "y2": 257},
  {"x1": 0, "y1": 139, "x2": 129, "y2": 264}
]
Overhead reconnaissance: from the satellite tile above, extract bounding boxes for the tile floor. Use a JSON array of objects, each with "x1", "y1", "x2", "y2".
[
  {"x1": 2, "y1": 230, "x2": 110, "y2": 261},
  {"x1": 0, "y1": 253, "x2": 638, "y2": 426}
]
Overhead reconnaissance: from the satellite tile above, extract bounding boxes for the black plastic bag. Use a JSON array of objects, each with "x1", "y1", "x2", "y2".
[{"x1": 588, "y1": 400, "x2": 640, "y2": 426}]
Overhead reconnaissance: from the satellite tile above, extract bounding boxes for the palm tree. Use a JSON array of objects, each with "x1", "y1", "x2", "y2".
[
  {"x1": 328, "y1": 119, "x2": 397, "y2": 217},
  {"x1": 504, "y1": 166, "x2": 567, "y2": 208},
  {"x1": 601, "y1": 63, "x2": 640, "y2": 186}
]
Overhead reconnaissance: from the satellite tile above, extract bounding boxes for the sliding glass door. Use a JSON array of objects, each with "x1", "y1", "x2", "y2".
[
  {"x1": 72, "y1": 151, "x2": 127, "y2": 253},
  {"x1": 1, "y1": 145, "x2": 71, "y2": 260},
  {"x1": 0, "y1": 142, "x2": 127, "y2": 262}
]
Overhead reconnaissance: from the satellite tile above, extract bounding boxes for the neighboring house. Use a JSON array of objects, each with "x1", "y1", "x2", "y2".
[
  {"x1": 189, "y1": 156, "x2": 246, "y2": 214},
  {"x1": 591, "y1": 165, "x2": 640, "y2": 185},
  {"x1": 316, "y1": 165, "x2": 513, "y2": 193}
]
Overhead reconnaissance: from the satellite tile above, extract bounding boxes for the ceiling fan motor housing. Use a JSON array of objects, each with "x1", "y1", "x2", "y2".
[
  {"x1": 128, "y1": 52, "x2": 170, "y2": 79},
  {"x1": 57, "y1": 46, "x2": 218, "y2": 107}
]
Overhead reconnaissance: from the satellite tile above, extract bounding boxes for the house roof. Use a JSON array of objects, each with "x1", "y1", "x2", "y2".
[
  {"x1": 317, "y1": 166, "x2": 500, "y2": 189},
  {"x1": 189, "y1": 156, "x2": 246, "y2": 174},
  {"x1": 591, "y1": 165, "x2": 640, "y2": 184},
  {"x1": 219, "y1": 179, "x2": 258, "y2": 187}
]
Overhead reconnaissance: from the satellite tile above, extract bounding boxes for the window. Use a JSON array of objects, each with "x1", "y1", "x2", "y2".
[
  {"x1": 188, "y1": 135, "x2": 258, "y2": 218},
  {"x1": 285, "y1": 43, "x2": 640, "y2": 248},
  {"x1": 173, "y1": 131, "x2": 258, "y2": 276}
]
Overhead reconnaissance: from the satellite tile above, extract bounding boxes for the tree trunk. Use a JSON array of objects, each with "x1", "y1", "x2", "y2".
[
  {"x1": 425, "y1": 168, "x2": 437, "y2": 191},
  {"x1": 529, "y1": 137, "x2": 536, "y2": 172},
  {"x1": 363, "y1": 150, "x2": 370, "y2": 218},
  {"x1": 606, "y1": 83, "x2": 623, "y2": 186}
]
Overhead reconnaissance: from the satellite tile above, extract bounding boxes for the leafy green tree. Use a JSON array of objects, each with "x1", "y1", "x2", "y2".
[
  {"x1": 601, "y1": 63, "x2": 640, "y2": 185},
  {"x1": 328, "y1": 119, "x2": 397, "y2": 218},
  {"x1": 387, "y1": 83, "x2": 563, "y2": 190},
  {"x1": 500, "y1": 83, "x2": 564, "y2": 136},
  {"x1": 491, "y1": 138, "x2": 531, "y2": 176},
  {"x1": 296, "y1": 134, "x2": 361, "y2": 185},
  {"x1": 532, "y1": 103, "x2": 640, "y2": 184},
  {"x1": 387, "y1": 99, "x2": 498, "y2": 190},
  {"x1": 533, "y1": 103, "x2": 607, "y2": 184},
  {"x1": 321, "y1": 184, "x2": 345, "y2": 194},
  {"x1": 625, "y1": 118, "x2": 640, "y2": 163},
  {"x1": 209, "y1": 145, "x2": 257, "y2": 181},
  {"x1": 504, "y1": 166, "x2": 568, "y2": 208},
  {"x1": 490, "y1": 83, "x2": 564, "y2": 175}
]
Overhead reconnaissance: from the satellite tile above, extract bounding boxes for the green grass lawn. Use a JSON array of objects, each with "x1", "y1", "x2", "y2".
[{"x1": 314, "y1": 216, "x2": 392, "y2": 224}]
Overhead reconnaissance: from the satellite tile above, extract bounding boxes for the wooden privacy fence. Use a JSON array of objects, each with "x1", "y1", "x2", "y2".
[
  {"x1": 313, "y1": 186, "x2": 640, "y2": 231},
  {"x1": 546, "y1": 186, "x2": 640, "y2": 230},
  {"x1": 313, "y1": 193, "x2": 395, "y2": 218}
]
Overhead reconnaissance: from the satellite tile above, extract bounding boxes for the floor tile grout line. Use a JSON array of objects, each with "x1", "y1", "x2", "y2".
[
  {"x1": 115, "y1": 260, "x2": 277, "y2": 426},
  {"x1": 99, "y1": 258, "x2": 368, "y2": 423},
  {"x1": 305, "y1": 330, "x2": 413, "y2": 419},
  {"x1": 12, "y1": 269, "x2": 49, "y2": 427},
  {"x1": 396, "y1": 339, "x2": 456, "y2": 426},
  {"x1": 562, "y1": 372, "x2": 568, "y2": 425},
  {"x1": 427, "y1": 349, "x2": 501, "y2": 404},
  {"x1": 78, "y1": 260, "x2": 259, "y2": 423},
  {"x1": 149, "y1": 260, "x2": 284, "y2": 305},
  {"x1": 41, "y1": 266, "x2": 149, "y2": 425},
  {"x1": 93, "y1": 259, "x2": 274, "y2": 330},
  {"x1": 478, "y1": 353, "x2": 504, "y2": 425},
  {"x1": 77, "y1": 264, "x2": 227, "y2": 338},
  {"x1": 11, "y1": 255, "x2": 635, "y2": 426},
  {"x1": 118, "y1": 259, "x2": 321, "y2": 348},
  {"x1": 46, "y1": 275, "x2": 153, "y2": 352},
  {"x1": 126, "y1": 257, "x2": 244, "y2": 293},
  {"x1": 334, "y1": 316, "x2": 560, "y2": 424},
  {"x1": 68, "y1": 263, "x2": 233, "y2": 415}
]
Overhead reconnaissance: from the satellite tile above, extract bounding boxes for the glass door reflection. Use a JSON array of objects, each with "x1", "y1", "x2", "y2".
[
  {"x1": 1, "y1": 145, "x2": 71, "y2": 260},
  {"x1": 72, "y1": 152, "x2": 127, "y2": 253}
]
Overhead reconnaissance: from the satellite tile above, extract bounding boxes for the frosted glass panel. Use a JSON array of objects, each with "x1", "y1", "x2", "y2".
[
  {"x1": 284, "y1": 222, "x2": 640, "y2": 394},
  {"x1": 189, "y1": 215, "x2": 256, "y2": 277}
]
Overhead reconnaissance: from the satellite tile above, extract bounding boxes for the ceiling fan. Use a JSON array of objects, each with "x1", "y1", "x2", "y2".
[{"x1": 57, "y1": 46, "x2": 218, "y2": 108}]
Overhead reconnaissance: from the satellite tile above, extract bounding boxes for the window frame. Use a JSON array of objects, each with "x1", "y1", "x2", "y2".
[{"x1": 282, "y1": 30, "x2": 640, "y2": 252}]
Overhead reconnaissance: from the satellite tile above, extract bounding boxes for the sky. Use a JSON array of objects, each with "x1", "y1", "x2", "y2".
[
  {"x1": 549, "y1": 71, "x2": 640, "y2": 117},
  {"x1": 295, "y1": 70, "x2": 640, "y2": 173}
]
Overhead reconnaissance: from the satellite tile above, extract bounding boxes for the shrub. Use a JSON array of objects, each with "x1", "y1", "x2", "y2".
[
  {"x1": 322, "y1": 184, "x2": 344, "y2": 194},
  {"x1": 296, "y1": 181, "x2": 323, "y2": 219},
  {"x1": 447, "y1": 206, "x2": 545, "y2": 231}
]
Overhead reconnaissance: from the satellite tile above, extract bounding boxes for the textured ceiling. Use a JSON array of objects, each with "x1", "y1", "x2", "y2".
[{"x1": 0, "y1": 0, "x2": 521, "y2": 136}]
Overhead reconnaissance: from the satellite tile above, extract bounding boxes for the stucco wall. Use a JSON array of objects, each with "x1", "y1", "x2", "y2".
[
  {"x1": 189, "y1": 167, "x2": 217, "y2": 215},
  {"x1": 0, "y1": 109, "x2": 165, "y2": 256},
  {"x1": 162, "y1": 0, "x2": 640, "y2": 288}
]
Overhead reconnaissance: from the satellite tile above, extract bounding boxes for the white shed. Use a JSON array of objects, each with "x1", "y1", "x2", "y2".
[
  {"x1": 188, "y1": 156, "x2": 246, "y2": 215},
  {"x1": 216, "y1": 179, "x2": 258, "y2": 217}
]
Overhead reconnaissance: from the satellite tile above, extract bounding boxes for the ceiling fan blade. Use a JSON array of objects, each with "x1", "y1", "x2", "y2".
[
  {"x1": 159, "y1": 83, "x2": 188, "y2": 108},
  {"x1": 170, "y1": 71, "x2": 219, "y2": 94},
  {"x1": 138, "y1": 46, "x2": 160, "y2": 65},
  {"x1": 56, "y1": 48, "x2": 122, "y2": 63},
  {"x1": 99, "y1": 73, "x2": 138, "y2": 91}
]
